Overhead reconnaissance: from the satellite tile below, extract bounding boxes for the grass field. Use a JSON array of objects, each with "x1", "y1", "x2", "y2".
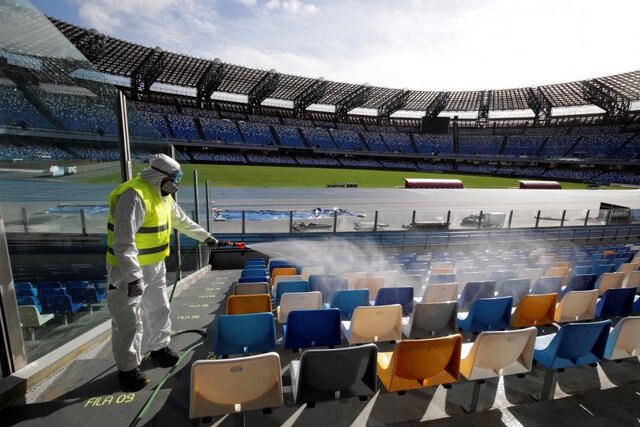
[{"x1": 88, "y1": 163, "x2": 602, "y2": 189}]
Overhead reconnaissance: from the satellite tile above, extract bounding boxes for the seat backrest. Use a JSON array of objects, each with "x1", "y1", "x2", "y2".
[
  {"x1": 295, "y1": 344, "x2": 377, "y2": 404},
  {"x1": 396, "y1": 275, "x2": 424, "y2": 293},
  {"x1": 571, "y1": 265, "x2": 592, "y2": 276},
  {"x1": 241, "y1": 268, "x2": 268, "y2": 278},
  {"x1": 461, "y1": 327, "x2": 537, "y2": 380},
  {"x1": 278, "y1": 291, "x2": 322, "y2": 323},
  {"x1": 519, "y1": 268, "x2": 543, "y2": 284},
  {"x1": 300, "y1": 266, "x2": 325, "y2": 281},
  {"x1": 430, "y1": 266, "x2": 454, "y2": 275},
  {"x1": 421, "y1": 283, "x2": 458, "y2": 303},
  {"x1": 489, "y1": 270, "x2": 517, "y2": 287},
  {"x1": 531, "y1": 276, "x2": 563, "y2": 295},
  {"x1": 272, "y1": 275, "x2": 303, "y2": 288},
  {"x1": 378, "y1": 270, "x2": 399, "y2": 286},
  {"x1": 458, "y1": 281, "x2": 496, "y2": 311},
  {"x1": 267, "y1": 259, "x2": 291, "y2": 273},
  {"x1": 604, "y1": 315, "x2": 640, "y2": 360},
  {"x1": 226, "y1": 294, "x2": 272, "y2": 315},
  {"x1": 284, "y1": 308, "x2": 341, "y2": 349},
  {"x1": 374, "y1": 286, "x2": 414, "y2": 316},
  {"x1": 617, "y1": 262, "x2": 640, "y2": 274},
  {"x1": 511, "y1": 293, "x2": 557, "y2": 327},
  {"x1": 270, "y1": 267, "x2": 298, "y2": 285},
  {"x1": 331, "y1": 289, "x2": 369, "y2": 320},
  {"x1": 554, "y1": 290, "x2": 598, "y2": 323},
  {"x1": 552, "y1": 320, "x2": 611, "y2": 365},
  {"x1": 232, "y1": 282, "x2": 269, "y2": 296},
  {"x1": 349, "y1": 304, "x2": 402, "y2": 342},
  {"x1": 561, "y1": 274, "x2": 597, "y2": 297},
  {"x1": 190, "y1": 352, "x2": 283, "y2": 418},
  {"x1": 274, "y1": 280, "x2": 309, "y2": 305},
  {"x1": 18, "y1": 305, "x2": 50, "y2": 327},
  {"x1": 495, "y1": 278, "x2": 531, "y2": 305},
  {"x1": 623, "y1": 271, "x2": 640, "y2": 289},
  {"x1": 429, "y1": 273, "x2": 456, "y2": 285},
  {"x1": 596, "y1": 287, "x2": 636, "y2": 318},
  {"x1": 545, "y1": 266, "x2": 570, "y2": 284},
  {"x1": 343, "y1": 271, "x2": 367, "y2": 288},
  {"x1": 408, "y1": 302, "x2": 457, "y2": 338},
  {"x1": 390, "y1": 335, "x2": 462, "y2": 387},
  {"x1": 460, "y1": 297, "x2": 513, "y2": 332},
  {"x1": 353, "y1": 277, "x2": 385, "y2": 300},
  {"x1": 596, "y1": 272, "x2": 625, "y2": 296},
  {"x1": 214, "y1": 312, "x2": 276, "y2": 356},
  {"x1": 591, "y1": 263, "x2": 615, "y2": 277}
]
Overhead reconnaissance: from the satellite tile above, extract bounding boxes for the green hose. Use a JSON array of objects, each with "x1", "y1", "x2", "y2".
[{"x1": 129, "y1": 243, "x2": 210, "y2": 427}]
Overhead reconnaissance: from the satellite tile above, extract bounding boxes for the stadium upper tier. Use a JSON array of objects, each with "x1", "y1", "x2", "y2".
[{"x1": 48, "y1": 17, "x2": 640, "y2": 117}]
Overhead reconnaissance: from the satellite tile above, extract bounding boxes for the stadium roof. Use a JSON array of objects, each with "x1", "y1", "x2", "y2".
[{"x1": 50, "y1": 17, "x2": 640, "y2": 115}]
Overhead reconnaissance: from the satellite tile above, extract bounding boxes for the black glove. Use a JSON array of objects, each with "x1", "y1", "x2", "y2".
[
  {"x1": 217, "y1": 240, "x2": 234, "y2": 248},
  {"x1": 127, "y1": 279, "x2": 144, "y2": 298},
  {"x1": 204, "y1": 237, "x2": 219, "y2": 247}
]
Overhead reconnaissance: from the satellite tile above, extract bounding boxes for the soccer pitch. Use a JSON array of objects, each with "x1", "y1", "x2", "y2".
[{"x1": 89, "y1": 163, "x2": 602, "y2": 189}]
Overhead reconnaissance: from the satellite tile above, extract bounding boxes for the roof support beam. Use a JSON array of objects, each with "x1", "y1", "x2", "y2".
[
  {"x1": 130, "y1": 47, "x2": 166, "y2": 101},
  {"x1": 293, "y1": 77, "x2": 327, "y2": 117},
  {"x1": 248, "y1": 69, "x2": 280, "y2": 113},
  {"x1": 378, "y1": 89, "x2": 410, "y2": 124},
  {"x1": 196, "y1": 58, "x2": 225, "y2": 108},
  {"x1": 425, "y1": 91, "x2": 450, "y2": 118},
  {"x1": 477, "y1": 90, "x2": 491, "y2": 123},
  {"x1": 582, "y1": 79, "x2": 630, "y2": 124},
  {"x1": 335, "y1": 84, "x2": 371, "y2": 119},
  {"x1": 526, "y1": 87, "x2": 553, "y2": 126}
]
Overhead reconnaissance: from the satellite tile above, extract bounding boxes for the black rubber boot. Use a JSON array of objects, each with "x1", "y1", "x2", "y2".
[
  {"x1": 118, "y1": 367, "x2": 150, "y2": 391},
  {"x1": 150, "y1": 347, "x2": 180, "y2": 367}
]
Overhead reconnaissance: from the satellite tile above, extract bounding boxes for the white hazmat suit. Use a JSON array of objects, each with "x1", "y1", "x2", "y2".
[{"x1": 106, "y1": 155, "x2": 214, "y2": 372}]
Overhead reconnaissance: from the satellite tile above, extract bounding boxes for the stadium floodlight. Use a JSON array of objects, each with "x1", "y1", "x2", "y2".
[
  {"x1": 526, "y1": 87, "x2": 553, "y2": 126},
  {"x1": 477, "y1": 90, "x2": 491, "y2": 123},
  {"x1": 247, "y1": 68, "x2": 280, "y2": 113},
  {"x1": 335, "y1": 83, "x2": 372, "y2": 117},
  {"x1": 378, "y1": 89, "x2": 411, "y2": 124},
  {"x1": 293, "y1": 77, "x2": 327, "y2": 117},
  {"x1": 130, "y1": 46, "x2": 166, "y2": 100},
  {"x1": 196, "y1": 58, "x2": 225, "y2": 108},
  {"x1": 582, "y1": 79, "x2": 630, "y2": 124}
]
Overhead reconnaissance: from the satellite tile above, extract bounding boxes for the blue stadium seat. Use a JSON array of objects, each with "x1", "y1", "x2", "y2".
[
  {"x1": 457, "y1": 297, "x2": 513, "y2": 333},
  {"x1": 213, "y1": 312, "x2": 276, "y2": 358},
  {"x1": 283, "y1": 309, "x2": 342, "y2": 350},
  {"x1": 238, "y1": 276, "x2": 268, "y2": 283},
  {"x1": 560, "y1": 274, "x2": 596, "y2": 297},
  {"x1": 373, "y1": 286, "x2": 414, "y2": 316},
  {"x1": 591, "y1": 263, "x2": 615, "y2": 278},
  {"x1": 329, "y1": 289, "x2": 370, "y2": 320},
  {"x1": 17, "y1": 296, "x2": 43, "y2": 313},
  {"x1": 531, "y1": 276, "x2": 563, "y2": 295},
  {"x1": 458, "y1": 281, "x2": 496, "y2": 311},
  {"x1": 429, "y1": 273, "x2": 456, "y2": 285},
  {"x1": 595, "y1": 287, "x2": 636, "y2": 319},
  {"x1": 495, "y1": 278, "x2": 531, "y2": 305},
  {"x1": 241, "y1": 268, "x2": 268, "y2": 278},
  {"x1": 274, "y1": 280, "x2": 309, "y2": 306}
]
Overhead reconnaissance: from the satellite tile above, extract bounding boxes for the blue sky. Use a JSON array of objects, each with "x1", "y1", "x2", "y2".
[{"x1": 30, "y1": 0, "x2": 640, "y2": 91}]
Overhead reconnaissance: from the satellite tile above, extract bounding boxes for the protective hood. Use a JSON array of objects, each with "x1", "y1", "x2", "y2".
[{"x1": 139, "y1": 154, "x2": 181, "y2": 190}]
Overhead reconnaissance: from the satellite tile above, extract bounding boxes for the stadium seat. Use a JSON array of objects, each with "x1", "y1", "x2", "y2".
[
  {"x1": 419, "y1": 283, "x2": 459, "y2": 304},
  {"x1": 377, "y1": 335, "x2": 462, "y2": 393},
  {"x1": 352, "y1": 277, "x2": 385, "y2": 300},
  {"x1": 330, "y1": 289, "x2": 370, "y2": 320},
  {"x1": 531, "y1": 276, "x2": 563, "y2": 295},
  {"x1": 277, "y1": 291, "x2": 322, "y2": 324},
  {"x1": 495, "y1": 278, "x2": 531, "y2": 305},
  {"x1": 604, "y1": 316, "x2": 640, "y2": 360},
  {"x1": 270, "y1": 267, "x2": 297, "y2": 286},
  {"x1": 560, "y1": 274, "x2": 596, "y2": 297},
  {"x1": 373, "y1": 286, "x2": 414, "y2": 316},
  {"x1": 533, "y1": 320, "x2": 610, "y2": 400},
  {"x1": 458, "y1": 281, "x2": 497, "y2": 311},
  {"x1": 240, "y1": 268, "x2": 268, "y2": 279},
  {"x1": 238, "y1": 276, "x2": 268, "y2": 284},
  {"x1": 458, "y1": 297, "x2": 513, "y2": 333},
  {"x1": 595, "y1": 287, "x2": 636, "y2": 319},
  {"x1": 591, "y1": 263, "x2": 615, "y2": 278},
  {"x1": 428, "y1": 273, "x2": 456, "y2": 285},
  {"x1": 341, "y1": 304, "x2": 402, "y2": 345},
  {"x1": 489, "y1": 270, "x2": 517, "y2": 287},
  {"x1": 213, "y1": 312, "x2": 276, "y2": 358},
  {"x1": 272, "y1": 274, "x2": 303, "y2": 288},
  {"x1": 623, "y1": 271, "x2": 640, "y2": 290},
  {"x1": 402, "y1": 301, "x2": 458, "y2": 338},
  {"x1": 66, "y1": 281, "x2": 105, "y2": 314},
  {"x1": 545, "y1": 266, "x2": 570, "y2": 285},
  {"x1": 511, "y1": 293, "x2": 557, "y2": 327},
  {"x1": 226, "y1": 294, "x2": 272, "y2": 315},
  {"x1": 617, "y1": 262, "x2": 640, "y2": 274},
  {"x1": 17, "y1": 296, "x2": 43, "y2": 314},
  {"x1": 18, "y1": 305, "x2": 55, "y2": 340},
  {"x1": 189, "y1": 352, "x2": 283, "y2": 419},
  {"x1": 595, "y1": 272, "x2": 625, "y2": 296},
  {"x1": 554, "y1": 290, "x2": 598, "y2": 323},
  {"x1": 273, "y1": 280, "x2": 309, "y2": 306},
  {"x1": 519, "y1": 268, "x2": 544, "y2": 284},
  {"x1": 232, "y1": 282, "x2": 270, "y2": 296},
  {"x1": 459, "y1": 327, "x2": 537, "y2": 412},
  {"x1": 300, "y1": 266, "x2": 325, "y2": 281},
  {"x1": 290, "y1": 344, "x2": 378, "y2": 406},
  {"x1": 283, "y1": 308, "x2": 342, "y2": 350}
]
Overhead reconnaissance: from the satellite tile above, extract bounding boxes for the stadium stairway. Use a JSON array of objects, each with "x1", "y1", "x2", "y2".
[{"x1": 3, "y1": 267, "x2": 640, "y2": 426}]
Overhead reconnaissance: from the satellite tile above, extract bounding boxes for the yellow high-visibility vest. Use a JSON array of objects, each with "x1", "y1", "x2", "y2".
[{"x1": 106, "y1": 176, "x2": 172, "y2": 266}]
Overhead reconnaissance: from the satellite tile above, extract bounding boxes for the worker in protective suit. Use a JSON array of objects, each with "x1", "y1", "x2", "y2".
[{"x1": 106, "y1": 154, "x2": 218, "y2": 390}]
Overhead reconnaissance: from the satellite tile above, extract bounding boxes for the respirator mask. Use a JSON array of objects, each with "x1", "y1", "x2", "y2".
[{"x1": 153, "y1": 166, "x2": 184, "y2": 196}]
